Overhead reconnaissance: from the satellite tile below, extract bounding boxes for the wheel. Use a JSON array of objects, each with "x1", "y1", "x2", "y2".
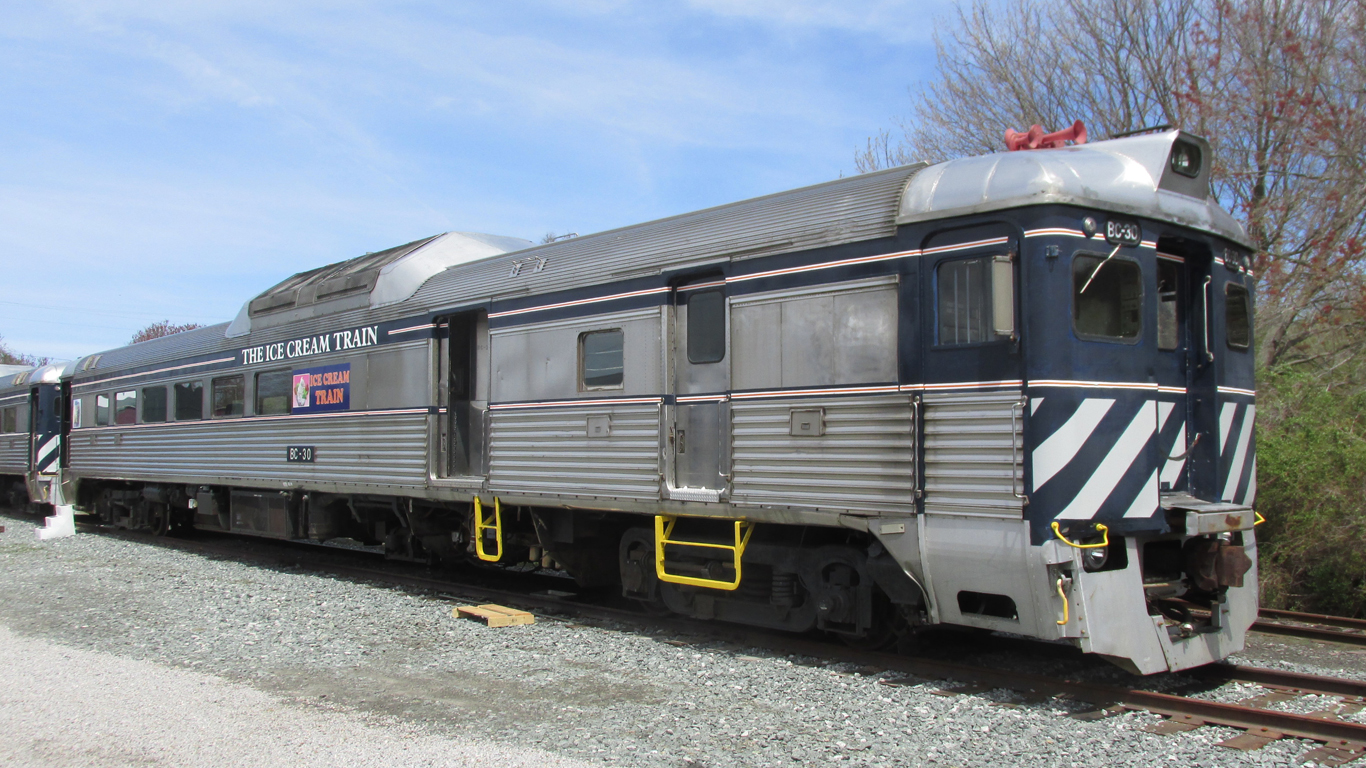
[{"x1": 149, "y1": 503, "x2": 170, "y2": 536}]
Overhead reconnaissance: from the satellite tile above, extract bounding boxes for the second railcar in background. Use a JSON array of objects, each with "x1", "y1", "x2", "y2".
[{"x1": 45, "y1": 126, "x2": 1255, "y2": 675}]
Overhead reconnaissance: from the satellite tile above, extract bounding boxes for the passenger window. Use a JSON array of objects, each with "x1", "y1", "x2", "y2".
[
  {"x1": 937, "y1": 258, "x2": 990, "y2": 345},
  {"x1": 1, "y1": 407, "x2": 14, "y2": 433},
  {"x1": 211, "y1": 375, "x2": 245, "y2": 418},
  {"x1": 687, "y1": 290, "x2": 726, "y2": 364},
  {"x1": 175, "y1": 381, "x2": 204, "y2": 420},
  {"x1": 1073, "y1": 253, "x2": 1142, "y2": 341},
  {"x1": 142, "y1": 386, "x2": 168, "y2": 423},
  {"x1": 96, "y1": 394, "x2": 110, "y2": 426},
  {"x1": 255, "y1": 369, "x2": 292, "y2": 415},
  {"x1": 115, "y1": 390, "x2": 138, "y2": 425},
  {"x1": 1157, "y1": 260, "x2": 1180, "y2": 351},
  {"x1": 580, "y1": 330, "x2": 624, "y2": 389},
  {"x1": 1226, "y1": 283, "x2": 1252, "y2": 349}
]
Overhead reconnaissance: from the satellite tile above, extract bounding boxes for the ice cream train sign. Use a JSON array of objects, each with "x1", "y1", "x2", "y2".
[
  {"x1": 292, "y1": 363, "x2": 350, "y2": 413},
  {"x1": 237, "y1": 325, "x2": 380, "y2": 414},
  {"x1": 239, "y1": 325, "x2": 379, "y2": 366}
]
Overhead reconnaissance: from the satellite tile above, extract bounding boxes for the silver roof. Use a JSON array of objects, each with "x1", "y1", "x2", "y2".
[
  {"x1": 409, "y1": 164, "x2": 926, "y2": 312},
  {"x1": 898, "y1": 129, "x2": 1249, "y2": 247},
  {"x1": 226, "y1": 231, "x2": 533, "y2": 337}
]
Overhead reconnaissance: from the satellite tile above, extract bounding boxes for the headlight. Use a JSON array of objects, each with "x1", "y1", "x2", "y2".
[
  {"x1": 1170, "y1": 140, "x2": 1202, "y2": 178},
  {"x1": 1083, "y1": 546, "x2": 1109, "y2": 572}
]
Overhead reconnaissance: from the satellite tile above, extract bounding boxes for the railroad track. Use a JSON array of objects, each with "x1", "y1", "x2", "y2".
[
  {"x1": 1255, "y1": 608, "x2": 1366, "y2": 649},
  {"x1": 40, "y1": 518, "x2": 1366, "y2": 766}
]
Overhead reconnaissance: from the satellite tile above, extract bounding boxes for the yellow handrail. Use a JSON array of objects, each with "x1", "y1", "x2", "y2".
[
  {"x1": 1056, "y1": 578, "x2": 1070, "y2": 626},
  {"x1": 654, "y1": 515, "x2": 754, "y2": 591},
  {"x1": 473, "y1": 497, "x2": 503, "y2": 562},
  {"x1": 1051, "y1": 521, "x2": 1109, "y2": 549}
]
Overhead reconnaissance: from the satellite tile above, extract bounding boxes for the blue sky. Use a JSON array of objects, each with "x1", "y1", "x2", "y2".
[{"x1": 1, "y1": 1, "x2": 948, "y2": 361}]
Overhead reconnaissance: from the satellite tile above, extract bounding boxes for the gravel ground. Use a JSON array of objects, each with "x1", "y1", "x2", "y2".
[{"x1": 0, "y1": 511, "x2": 1355, "y2": 767}]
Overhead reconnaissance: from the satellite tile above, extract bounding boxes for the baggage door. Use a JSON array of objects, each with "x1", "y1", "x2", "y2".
[
  {"x1": 670, "y1": 278, "x2": 729, "y2": 501},
  {"x1": 437, "y1": 311, "x2": 488, "y2": 479}
]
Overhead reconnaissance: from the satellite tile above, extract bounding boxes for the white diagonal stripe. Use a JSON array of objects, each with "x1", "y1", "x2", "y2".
[
  {"x1": 36, "y1": 436, "x2": 59, "y2": 465},
  {"x1": 1160, "y1": 424, "x2": 1187, "y2": 487},
  {"x1": 1031, "y1": 398, "x2": 1114, "y2": 490},
  {"x1": 1055, "y1": 400, "x2": 1156, "y2": 520},
  {"x1": 1157, "y1": 401, "x2": 1175, "y2": 427},
  {"x1": 1223, "y1": 405, "x2": 1255, "y2": 501},
  {"x1": 1219, "y1": 402, "x2": 1236, "y2": 454},
  {"x1": 1241, "y1": 455, "x2": 1257, "y2": 506},
  {"x1": 1123, "y1": 468, "x2": 1160, "y2": 517},
  {"x1": 1031, "y1": 397, "x2": 1044, "y2": 415}
]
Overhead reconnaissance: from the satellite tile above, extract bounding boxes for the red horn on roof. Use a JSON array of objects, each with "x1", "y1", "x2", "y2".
[{"x1": 1004, "y1": 120, "x2": 1087, "y2": 151}]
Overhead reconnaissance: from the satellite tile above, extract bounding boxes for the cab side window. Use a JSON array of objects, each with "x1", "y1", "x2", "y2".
[
  {"x1": 1073, "y1": 253, "x2": 1142, "y2": 341},
  {"x1": 936, "y1": 258, "x2": 991, "y2": 345},
  {"x1": 1226, "y1": 283, "x2": 1252, "y2": 349}
]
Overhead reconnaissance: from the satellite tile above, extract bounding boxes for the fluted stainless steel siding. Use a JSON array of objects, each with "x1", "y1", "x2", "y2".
[
  {"x1": 488, "y1": 405, "x2": 662, "y2": 500},
  {"x1": 922, "y1": 391, "x2": 1024, "y2": 516},
  {"x1": 68, "y1": 414, "x2": 429, "y2": 488},
  {"x1": 730, "y1": 396, "x2": 916, "y2": 513},
  {"x1": 0, "y1": 435, "x2": 26, "y2": 474}
]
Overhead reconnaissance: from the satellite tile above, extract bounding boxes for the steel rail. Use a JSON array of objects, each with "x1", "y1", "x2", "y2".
[
  {"x1": 1255, "y1": 608, "x2": 1366, "y2": 648},
  {"x1": 1261, "y1": 608, "x2": 1366, "y2": 632}
]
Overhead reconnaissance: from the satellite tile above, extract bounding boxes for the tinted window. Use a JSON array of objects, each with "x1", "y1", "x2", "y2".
[
  {"x1": 1157, "y1": 259, "x2": 1180, "y2": 351},
  {"x1": 687, "y1": 290, "x2": 726, "y2": 364},
  {"x1": 211, "y1": 375, "x2": 245, "y2": 418},
  {"x1": 175, "y1": 381, "x2": 204, "y2": 420},
  {"x1": 142, "y1": 386, "x2": 168, "y2": 423},
  {"x1": 937, "y1": 258, "x2": 990, "y2": 345},
  {"x1": 1, "y1": 407, "x2": 14, "y2": 433},
  {"x1": 1073, "y1": 254, "x2": 1142, "y2": 341},
  {"x1": 255, "y1": 369, "x2": 292, "y2": 415},
  {"x1": 1226, "y1": 283, "x2": 1252, "y2": 349},
  {"x1": 96, "y1": 394, "x2": 110, "y2": 426},
  {"x1": 581, "y1": 330, "x2": 624, "y2": 389},
  {"x1": 114, "y1": 391, "x2": 137, "y2": 425}
]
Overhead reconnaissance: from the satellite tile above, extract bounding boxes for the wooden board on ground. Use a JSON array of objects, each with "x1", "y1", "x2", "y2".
[{"x1": 454, "y1": 604, "x2": 535, "y2": 627}]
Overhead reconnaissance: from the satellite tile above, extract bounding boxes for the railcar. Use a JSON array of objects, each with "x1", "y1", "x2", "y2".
[
  {"x1": 0, "y1": 362, "x2": 71, "y2": 509},
  {"x1": 38, "y1": 127, "x2": 1255, "y2": 674}
]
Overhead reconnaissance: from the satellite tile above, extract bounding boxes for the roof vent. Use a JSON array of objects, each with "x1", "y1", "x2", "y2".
[{"x1": 1004, "y1": 120, "x2": 1087, "y2": 151}]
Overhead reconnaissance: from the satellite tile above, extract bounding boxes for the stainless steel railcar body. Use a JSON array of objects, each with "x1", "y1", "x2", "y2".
[
  {"x1": 58, "y1": 129, "x2": 1257, "y2": 673},
  {"x1": 1, "y1": 363, "x2": 71, "y2": 508}
]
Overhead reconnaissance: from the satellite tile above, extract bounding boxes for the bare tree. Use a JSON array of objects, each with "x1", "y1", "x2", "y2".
[
  {"x1": 0, "y1": 334, "x2": 46, "y2": 367},
  {"x1": 130, "y1": 321, "x2": 204, "y2": 345},
  {"x1": 861, "y1": 0, "x2": 1366, "y2": 372}
]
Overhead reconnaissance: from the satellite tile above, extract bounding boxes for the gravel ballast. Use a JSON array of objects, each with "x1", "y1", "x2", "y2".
[{"x1": 0, "y1": 511, "x2": 1353, "y2": 767}]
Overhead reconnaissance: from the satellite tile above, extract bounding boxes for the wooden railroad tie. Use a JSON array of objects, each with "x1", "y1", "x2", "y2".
[{"x1": 453, "y1": 604, "x2": 535, "y2": 628}]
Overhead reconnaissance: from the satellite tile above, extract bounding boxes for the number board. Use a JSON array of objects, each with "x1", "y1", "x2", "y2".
[
  {"x1": 1105, "y1": 217, "x2": 1142, "y2": 247},
  {"x1": 286, "y1": 446, "x2": 315, "y2": 463}
]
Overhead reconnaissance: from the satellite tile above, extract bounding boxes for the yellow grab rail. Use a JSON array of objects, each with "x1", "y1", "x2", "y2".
[
  {"x1": 473, "y1": 497, "x2": 503, "y2": 562},
  {"x1": 654, "y1": 515, "x2": 754, "y2": 591},
  {"x1": 1056, "y1": 578, "x2": 1070, "y2": 626},
  {"x1": 1051, "y1": 521, "x2": 1109, "y2": 550}
]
